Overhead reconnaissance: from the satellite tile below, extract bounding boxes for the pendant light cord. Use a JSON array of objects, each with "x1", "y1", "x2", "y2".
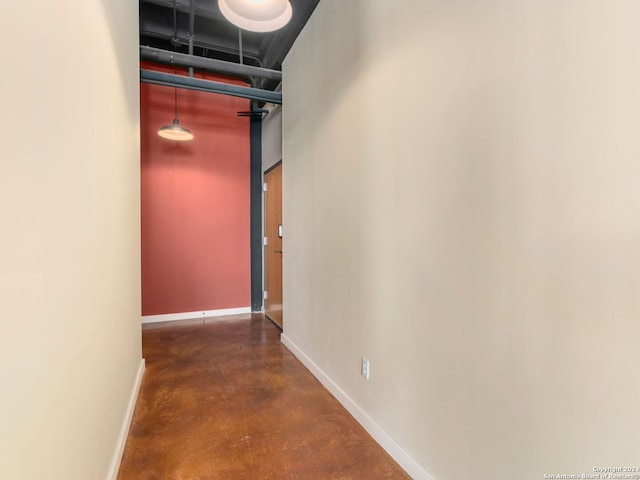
[
  {"x1": 172, "y1": 0, "x2": 178, "y2": 41},
  {"x1": 173, "y1": 0, "x2": 179, "y2": 121},
  {"x1": 174, "y1": 87, "x2": 178, "y2": 120}
]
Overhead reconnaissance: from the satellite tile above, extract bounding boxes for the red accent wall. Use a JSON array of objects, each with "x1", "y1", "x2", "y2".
[{"x1": 140, "y1": 63, "x2": 251, "y2": 316}]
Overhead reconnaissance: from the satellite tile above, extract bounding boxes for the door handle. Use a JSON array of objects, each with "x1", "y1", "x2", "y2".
[{"x1": 274, "y1": 250, "x2": 283, "y2": 254}]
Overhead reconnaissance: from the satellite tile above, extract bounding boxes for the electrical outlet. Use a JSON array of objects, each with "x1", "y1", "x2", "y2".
[{"x1": 361, "y1": 358, "x2": 370, "y2": 380}]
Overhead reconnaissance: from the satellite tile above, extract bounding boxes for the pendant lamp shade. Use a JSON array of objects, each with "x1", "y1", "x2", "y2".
[
  {"x1": 158, "y1": 118, "x2": 194, "y2": 141},
  {"x1": 218, "y1": 0, "x2": 292, "y2": 32},
  {"x1": 158, "y1": 86, "x2": 194, "y2": 142}
]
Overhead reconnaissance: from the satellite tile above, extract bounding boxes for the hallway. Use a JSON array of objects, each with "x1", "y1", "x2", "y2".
[{"x1": 117, "y1": 315, "x2": 410, "y2": 479}]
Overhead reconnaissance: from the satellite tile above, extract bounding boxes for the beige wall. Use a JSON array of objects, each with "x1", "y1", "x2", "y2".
[
  {"x1": 282, "y1": 1, "x2": 640, "y2": 478},
  {"x1": 263, "y1": 104, "x2": 283, "y2": 172},
  {"x1": 0, "y1": 1, "x2": 141, "y2": 479}
]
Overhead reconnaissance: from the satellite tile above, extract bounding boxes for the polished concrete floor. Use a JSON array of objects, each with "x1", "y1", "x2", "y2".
[{"x1": 117, "y1": 314, "x2": 411, "y2": 480}]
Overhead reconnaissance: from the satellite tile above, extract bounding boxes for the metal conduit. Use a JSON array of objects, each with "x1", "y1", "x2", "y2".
[
  {"x1": 140, "y1": 46, "x2": 283, "y2": 82},
  {"x1": 140, "y1": 69, "x2": 282, "y2": 104}
]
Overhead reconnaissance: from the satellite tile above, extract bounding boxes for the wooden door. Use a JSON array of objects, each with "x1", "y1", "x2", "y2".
[{"x1": 264, "y1": 163, "x2": 283, "y2": 327}]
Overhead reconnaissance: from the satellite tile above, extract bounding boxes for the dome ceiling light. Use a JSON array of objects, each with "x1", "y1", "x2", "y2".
[{"x1": 218, "y1": 0, "x2": 293, "y2": 33}]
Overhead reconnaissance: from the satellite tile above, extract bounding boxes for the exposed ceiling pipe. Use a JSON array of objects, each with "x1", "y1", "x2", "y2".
[
  {"x1": 140, "y1": 69, "x2": 283, "y2": 104},
  {"x1": 140, "y1": 46, "x2": 283, "y2": 82},
  {"x1": 143, "y1": 0, "x2": 219, "y2": 20}
]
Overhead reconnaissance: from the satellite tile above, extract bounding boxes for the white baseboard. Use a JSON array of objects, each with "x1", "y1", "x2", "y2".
[
  {"x1": 106, "y1": 358, "x2": 145, "y2": 480},
  {"x1": 141, "y1": 307, "x2": 252, "y2": 324},
  {"x1": 280, "y1": 335, "x2": 433, "y2": 480}
]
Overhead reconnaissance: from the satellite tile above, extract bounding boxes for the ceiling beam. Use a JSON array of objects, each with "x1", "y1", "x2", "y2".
[{"x1": 140, "y1": 69, "x2": 283, "y2": 104}]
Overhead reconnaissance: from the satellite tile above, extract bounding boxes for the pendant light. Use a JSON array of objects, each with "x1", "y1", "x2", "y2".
[
  {"x1": 158, "y1": 0, "x2": 194, "y2": 142},
  {"x1": 218, "y1": 0, "x2": 292, "y2": 33},
  {"x1": 158, "y1": 86, "x2": 194, "y2": 142}
]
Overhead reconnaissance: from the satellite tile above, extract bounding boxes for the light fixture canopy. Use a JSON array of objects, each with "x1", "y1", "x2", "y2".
[
  {"x1": 218, "y1": 0, "x2": 292, "y2": 33},
  {"x1": 158, "y1": 118, "x2": 194, "y2": 142}
]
